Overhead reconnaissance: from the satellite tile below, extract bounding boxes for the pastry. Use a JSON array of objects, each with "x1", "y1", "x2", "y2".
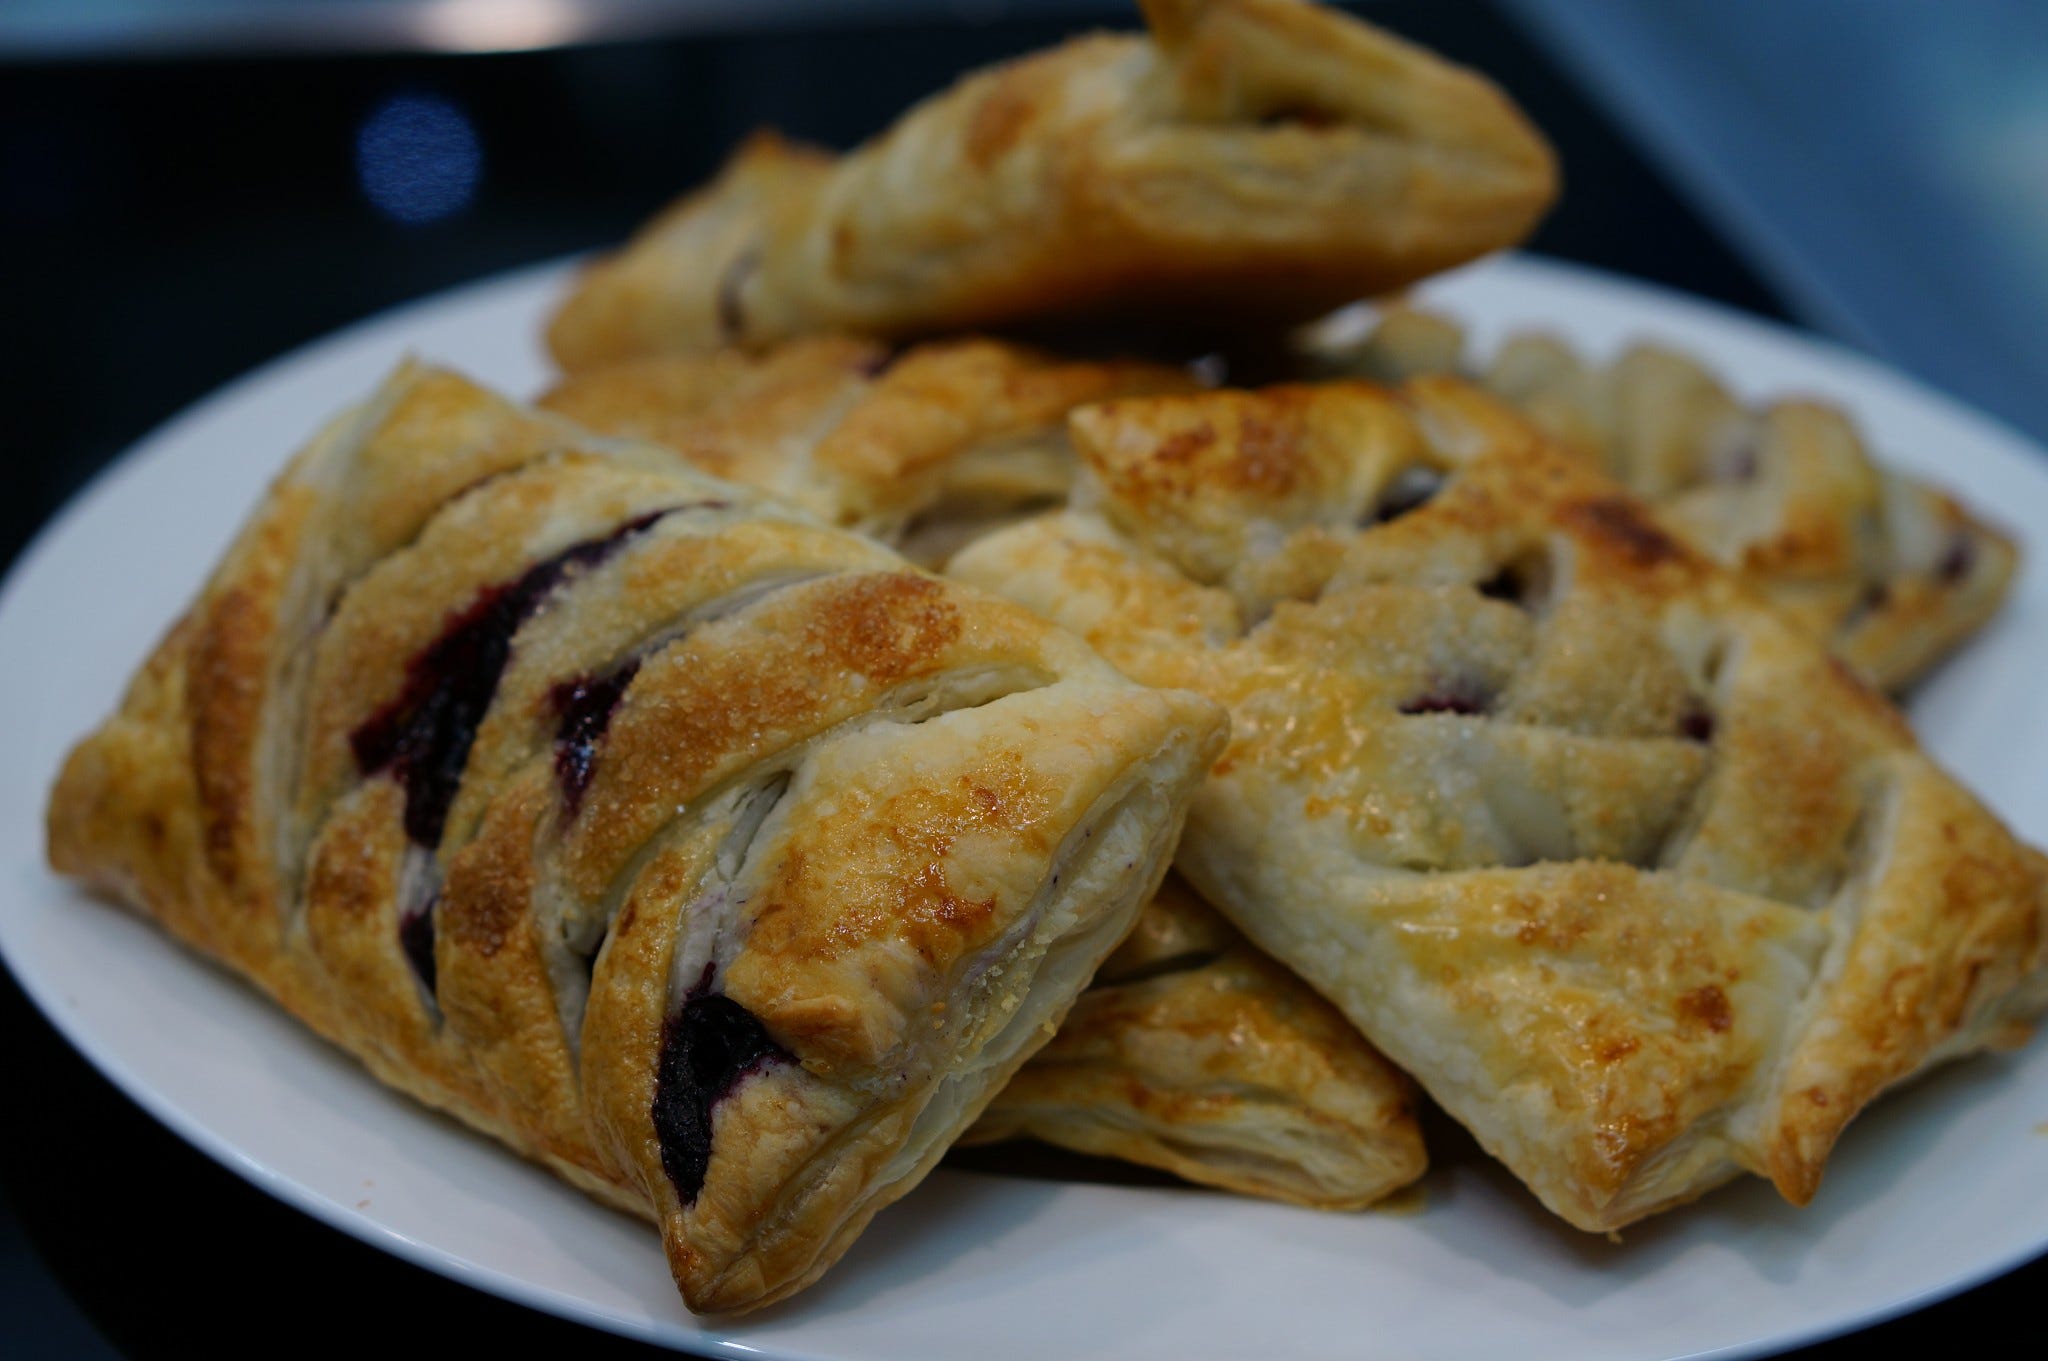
[
  {"x1": 1309, "y1": 307, "x2": 2018, "y2": 689},
  {"x1": 964, "y1": 874, "x2": 1425, "y2": 1209},
  {"x1": 541, "y1": 334, "x2": 1196, "y2": 568},
  {"x1": 546, "y1": 0, "x2": 1557, "y2": 369},
  {"x1": 949, "y1": 377, "x2": 2048, "y2": 1231},
  {"x1": 45, "y1": 362, "x2": 1226, "y2": 1312},
  {"x1": 549, "y1": 337, "x2": 1435, "y2": 1207}
]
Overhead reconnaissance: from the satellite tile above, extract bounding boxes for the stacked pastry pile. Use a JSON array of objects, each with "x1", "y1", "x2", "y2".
[{"x1": 47, "y1": 0, "x2": 2048, "y2": 1317}]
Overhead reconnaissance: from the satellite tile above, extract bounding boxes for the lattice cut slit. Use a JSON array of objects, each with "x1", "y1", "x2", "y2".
[{"x1": 1305, "y1": 305, "x2": 2019, "y2": 690}]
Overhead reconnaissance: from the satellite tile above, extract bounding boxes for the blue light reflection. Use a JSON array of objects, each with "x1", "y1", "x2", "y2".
[{"x1": 354, "y1": 91, "x2": 482, "y2": 224}]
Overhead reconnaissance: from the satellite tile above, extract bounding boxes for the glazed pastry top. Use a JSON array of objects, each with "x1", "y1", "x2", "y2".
[{"x1": 1310, "y1": 307, "x2": 2018, "y2": 690}]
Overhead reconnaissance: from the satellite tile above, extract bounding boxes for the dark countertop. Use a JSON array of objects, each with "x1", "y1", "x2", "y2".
[{"x1": 1, "y1": 4, "x2": 2038, "y2": 1356}]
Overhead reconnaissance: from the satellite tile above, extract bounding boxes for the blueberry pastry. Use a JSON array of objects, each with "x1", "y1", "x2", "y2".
[
  {"x1": 949, "y1": 377, "x2": 2048, "y2": 1230},
  {"x1": 545, "y1": 0, "x2": 1556, "y2": 369},
  {"x1": 964, "y1": 874, "x2": 1426, "y2": 1209},
  {"x1": 46, "y1": 362, "x2": 1226, "y2": 1312},
  {"x1": 1311, "y1": 307, "x2": 2018, "y2": 689}
]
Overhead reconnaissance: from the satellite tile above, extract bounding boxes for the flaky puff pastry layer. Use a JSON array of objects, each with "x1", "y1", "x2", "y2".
[
  {"x1": 46, "y1": 362, "x2": 1225, "y2": 1313},
  {"x1": 546, "y1": 0, "x2": 1556, "y2": 369},
  {"x1": 949, "y1": 377, "x2": 2048, "y2": 1232},
  {"x1": 540, "y1": 334, "x2": 1195, "y2": 566},
  {"x1": 1309, "y1": 307, "x2": 2018, "y2": 691},
  {"x1": 964, "y1": 874, "x2": 1425, "y2": 1208}
]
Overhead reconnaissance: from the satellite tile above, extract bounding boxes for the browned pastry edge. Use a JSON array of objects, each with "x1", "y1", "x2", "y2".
[
  {"x1": 964, "y1": 875, "x2": 1427, "y2": 1209},
  {"x1": 546, "y1": 0, "x2": 1557, "y2": 368}
]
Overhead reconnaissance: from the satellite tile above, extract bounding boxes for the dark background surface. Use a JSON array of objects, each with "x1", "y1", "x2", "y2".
[{"x1": 0, "y1": 3, "x2": 2036, "y2": 1356}]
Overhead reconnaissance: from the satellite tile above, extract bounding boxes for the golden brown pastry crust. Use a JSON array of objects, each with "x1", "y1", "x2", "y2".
[
  {"x1": 964, "y1": 875, "x2": 1426, "y2": 1209},
  {"x1": 541, "y1": 335, "x2": 1197, "y2": 566},
  {"x1": 546, "y1": 0, "x2": 1556, "y2": 369},
  {"x1": 46, "y1": 362, "x2": 1226, "y2": 1312},
  {"x1": 1311, "y1": 307, "x2": 2019, "y2": 690},
  {"x1": 948, "y1": 377, "x2": 2048, "y2": 1231}
]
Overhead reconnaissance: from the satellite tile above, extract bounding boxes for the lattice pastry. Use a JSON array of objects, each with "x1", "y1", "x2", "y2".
[
  {"x1": 549, "y1": 339, "x2": 1427, "y2": 1208},
  {"x1": 1309, "y1": 307, "x2": 2017, "y2": 689},
  {"x1": 948, "y1": 377, "x2": 2048, "y2": 1230},
  {"x1": 546, "y1": 0, "x2": 1556, "y2": 370},
  {"x1": 45, "y1": 362, "x2": 1226, "y2": 1312},
  {"x1": 964, "y1": 874, "x2": 1425, "y2": 1208}
]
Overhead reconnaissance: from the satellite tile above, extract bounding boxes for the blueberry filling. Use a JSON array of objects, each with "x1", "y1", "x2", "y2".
[
  {"x1": 1398, "y1": 681, "x2": 1492, "y2": 716},
  {"x1": 854, "y1": 345, "x2": 898, "y2": 379},
  {"x1": 351, "y1": 508, "x2": 681, "y2": 999},
  {"x1": 1369, "y1": 466, "x2": 1445, "y2": 525},
  {"x1": 1679, "y1": 705, "x2": 1715, "y2": 743},
  {"x1": 1936, "y1": 534, "x2": 1976, "y2": 585},
  {"x1": 652, "y1": 968, "x2": 790, "y2": 1202},
  {"x1": 551, "y1": 659, "x2": 642, "y2": 815},
  {"x1": 350, "y1": 508, "x2": 674, "y2": 849}
]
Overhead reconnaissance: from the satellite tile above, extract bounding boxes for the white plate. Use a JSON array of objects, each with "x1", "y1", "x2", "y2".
[{"x1": 4, "y1": 255, "x2": 2046, "y2": 1361}]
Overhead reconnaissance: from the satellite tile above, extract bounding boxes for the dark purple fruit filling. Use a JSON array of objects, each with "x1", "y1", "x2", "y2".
[
  {"x1": 652, "y1": 972, "x2": 790, "y2": 1202},
  {"x1": 399, "y1": 895, "x2": 438, "y2": 995},
  {"x1": 1679, "y1": 705, "x2": 1715, "y2": 743},
  {"x1": 1936, "y1": 534, "x2": 1976, "y2": 585},
  {"x1": 350, "y1": 509, "x2": 673, "y2": 849},
  {"x1": 1476, "y1": 557, "x2": 1546, "y2": 611},
  {"x1": 551, "y1": 658, "x2": 642, "y2": 815},
  {"x1": 1398, "y1": 680, "x2": 1492, "y2": 717},
  {"x1": 854, "y1": 346, "x2": 898, "y2": 379},
  {"x1": 1369, "y1": 467, "x2": 1445, "y2": 524}
]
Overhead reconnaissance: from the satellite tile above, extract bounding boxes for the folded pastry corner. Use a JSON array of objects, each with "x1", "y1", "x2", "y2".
[
  {"x1": 547, "y1": 0, "x2": 1557, "y2": 369},
  {"x1": 1309, "y1": 307, "x2": 2020, "y2": 690},
  {"x1": 965, "y1": 874, "x2": 1426, "y2": 1210},
  {"x1": 46, "y1": 360, "x2": 1226, "y2": 1312},
  {"x1": 948, "y1": 375, "x2": 2048, "y2": 1231}
]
